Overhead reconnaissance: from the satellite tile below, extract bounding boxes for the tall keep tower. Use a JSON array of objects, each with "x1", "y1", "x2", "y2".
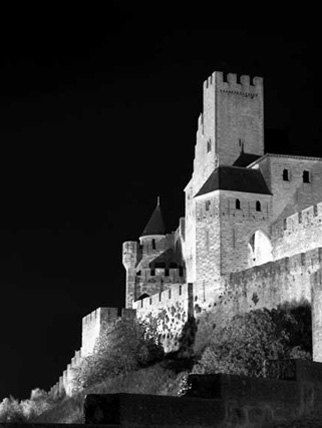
[
  {"x1": 192, "y1": 71, "x2": 264, "y2": 192},
  {"x1": 184, "y1": 71, "x2": 265, "y2": 284}
]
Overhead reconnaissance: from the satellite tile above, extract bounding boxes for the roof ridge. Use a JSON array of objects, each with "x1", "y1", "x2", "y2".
[{"x1": 248, "y1": 152, "x2": 322, "y2": 168}]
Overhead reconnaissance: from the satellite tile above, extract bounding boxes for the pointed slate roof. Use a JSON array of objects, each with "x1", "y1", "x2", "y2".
[
  {"x1": 141, "y1": 198, "x2": 166, "y2": 237},
  {"x1": 232, "y1": 152, "x2": 261, "y2": 167},
  {"x1": 195, "y1": 166, "x2": 271, "y2": 197}
]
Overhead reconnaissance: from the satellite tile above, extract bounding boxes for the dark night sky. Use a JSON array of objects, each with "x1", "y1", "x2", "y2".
[{"x1": 0, "y1": 4, "x2": 320, "y2": 400}]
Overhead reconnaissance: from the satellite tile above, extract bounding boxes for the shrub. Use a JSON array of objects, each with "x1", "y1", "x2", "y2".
[
  {"x1": 192, "y1": 307, "x2": 311, "y2": 378},
  {"x1": 20, "y1": 388, "x2": 55, "y2": 421},
  {"x1": 71, "y1": 318, "x2": 164, "y2": 391},
  {"x1": 0, "y1": 396, "x2": 25, "y2": 422}
]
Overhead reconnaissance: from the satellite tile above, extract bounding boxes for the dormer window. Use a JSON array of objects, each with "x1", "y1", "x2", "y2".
[
  {"x1": 256, "y1": 201, "x2": 261, "y2": 212},
  {"x1": 303, "y1": 170, "x2": 310, "y2": 183},
  {"x1": 207, "y1": 139, "x2": 211, "y2": 152},
  {"x1": 282, "y1": 169, "x2": 289, "y2": 181},
  {"x1": 236, "y1": 199, "x2": 241, "y2": 210}
]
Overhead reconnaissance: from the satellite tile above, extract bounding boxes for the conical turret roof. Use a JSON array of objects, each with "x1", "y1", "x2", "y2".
[{"x1": 141, "y1": 198, "x2": 166, "y2": 237}]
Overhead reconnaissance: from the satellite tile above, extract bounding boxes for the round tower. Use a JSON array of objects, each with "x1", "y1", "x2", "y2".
[
  {"x1": 122, "y1": 241, "x2": 139, "y2": 308},
  {"x1": 139, "y1": 197, "x2": 166, "y2": 254}
]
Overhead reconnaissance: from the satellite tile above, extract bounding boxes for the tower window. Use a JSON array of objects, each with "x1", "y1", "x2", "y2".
[
  {"x1": 256, "y1": 201, "x2": 261, "y2": 212},
  {"x1": 236, "y1": 199, "x2": 241, "y2": 210},
  {"x1": 152, "y1": 239, "x2": 156, "y2": 249},
  {"x1": 303, "y1": 170, "x2": 310, "y2": 183},
  {"x1": 282, "y1": 169, "x2": 289, "y2": 181},
  {"x1": 238, "y1": 138, "x2": 244, "y2": 152},
  {"x1": 150, "y1": 269, "x2": 155, "y2": 276},
  {"x1": 207, "y1": 139, "x2": 211, "y2": 152},
  {"x1": 205, "y1": 200, "x2": 211, "y2": 211}
]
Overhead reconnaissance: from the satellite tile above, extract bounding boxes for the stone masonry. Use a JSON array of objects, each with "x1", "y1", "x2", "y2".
[
  {"x1": 48, "y1": 69, "x2": 322, "y2": 398},
  {"x1": 122, "y1": 70, "x2": 322, "y2": 358}
]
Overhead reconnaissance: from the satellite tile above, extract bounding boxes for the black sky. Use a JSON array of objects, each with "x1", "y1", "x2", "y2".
[{"x1": 0, "y1": 4, "x2": 320, "y2": 400}]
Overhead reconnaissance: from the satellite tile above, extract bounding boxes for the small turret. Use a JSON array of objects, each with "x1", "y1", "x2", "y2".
[
  {"x1": 122, "y1": 241, "x2": 139, "y2": 270},
  {"x1": 122, "y1": 241, "x2": 139, "y2": 308},
  {"x1": 139, "y1": 197, "x2": 166, "y2": 254}
]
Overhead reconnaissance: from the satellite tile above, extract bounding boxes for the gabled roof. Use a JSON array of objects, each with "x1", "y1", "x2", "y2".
[
  {"x1": 247, "y1": 152, "x2": 322, "y2": 168},
  {"x1": 195, "y1": 166, "x2": 271, "y2": 197},
  {"x1": 232, "y1": 152, "x2": 261, "y2": 167},
  {"x1": 141, "y1": 199, "x2": 166, "y2": 237}
]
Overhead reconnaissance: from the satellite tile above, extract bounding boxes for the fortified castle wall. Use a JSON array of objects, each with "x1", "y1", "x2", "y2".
[
  {"x1": 47, "y1": 69, "x2": 322, "y2": 401},
  {"x1": 133, "y1": 282, "x2": 193, "y2": 353},
  {"x1": 48, "y1": 307, "x2": 136, "y2": 398},
  {"x1": 135, "y1": 246, "x2": 322, "y2": 353},
  {"x1": 272, "y1": 202, "x2": 322, "y2": 260}
]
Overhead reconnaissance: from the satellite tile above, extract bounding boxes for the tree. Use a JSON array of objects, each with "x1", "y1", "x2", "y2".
[
  {"x1": 20, "y1": 388, "x2": 55, "y2": 420},
  {"x1": 72, "y1": 318, "x2": 164, "y2": 391},
  {"x1": 192, "y1": 307, "x2": 311, "y2": 378},
  {"x1": 0, "y1": 388, "x2": 55, "y2": 423},
  {"x1": 0, "y1": 396, "x2": 25, "y2": 422}
]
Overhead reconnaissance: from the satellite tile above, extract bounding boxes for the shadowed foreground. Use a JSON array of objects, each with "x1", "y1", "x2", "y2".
[{"x1": 3, "y1": 360, "x2": 322, "y2": 427}]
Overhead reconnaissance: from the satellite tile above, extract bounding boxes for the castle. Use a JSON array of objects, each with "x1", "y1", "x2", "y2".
[{"x1": 49, "y1": 70, "x2": 322, "y2": 398}]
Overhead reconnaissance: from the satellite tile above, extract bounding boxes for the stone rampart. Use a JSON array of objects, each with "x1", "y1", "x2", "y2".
[
  {"x1": 134, "y1": 248, "x2": 321, "y2": 355},
  {"x1": 272, "y1": 202, "x2": 322, "y2": 260},
  {"x1": 191, "y1": 248, "x2": 321, "y2": 353},
  {"x1": 134, "y1": 283, "x2": 193, "y2": 353},
  {"x1": 81, "y1": 307, "x2": 120, "y2": 358},
  {"x1": 48, "y1": 307, "x2": 136, "y2": 398}
]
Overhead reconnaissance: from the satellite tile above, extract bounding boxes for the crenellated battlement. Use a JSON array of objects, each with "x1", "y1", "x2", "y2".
[
  {"x1": 134, "y1": 282, "x2": 190, "y2": 310},
  {"x1": 270, "y1": 202, "x2": 322, "y2": 261},
  {"x1": 231, "y1": 247, "x2": 322, "y2": 279},
  {"x1": 203, "y1": 71, "x2": 263, "y2": 93},
  {"x1": 82, "y1": 307, "x2": 119, "y2": 327},
  {"x1": 137, "y1": 267, "x2": 184, "y2": 280},
  {"x1": 272, "y1": 202, "x2": 322, "y2": 238}
]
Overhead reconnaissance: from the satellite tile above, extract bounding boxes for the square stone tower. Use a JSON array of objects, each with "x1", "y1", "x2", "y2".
[
  {"x1": 192, "y1": 71, "x2": 264, "y2": 192},
  {"x1": 184, "y1": 71, "x2": 265, "y2": 284}
]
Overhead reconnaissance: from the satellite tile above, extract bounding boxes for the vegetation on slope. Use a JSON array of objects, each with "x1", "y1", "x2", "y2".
[
  {"x1": 0, "y1": 303, "x2": 312, "y2": 423},
  {"x1": 192, "y1": 303, "x2": 312, "y2": 377}
]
